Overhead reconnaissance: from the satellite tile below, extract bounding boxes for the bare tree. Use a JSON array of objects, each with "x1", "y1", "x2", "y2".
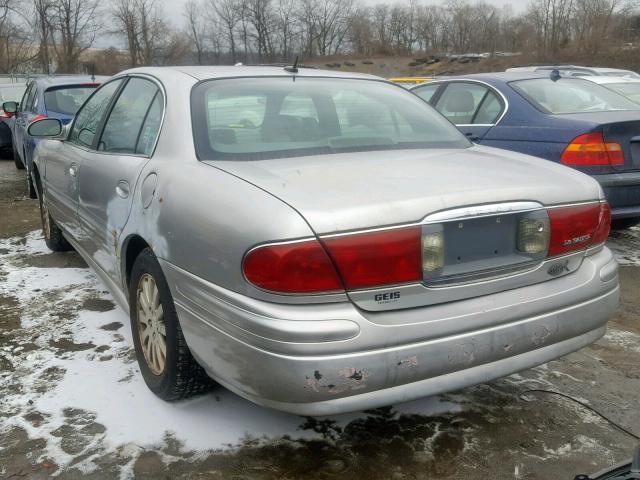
[
  {"x1": 112, "y1": 0, "x2": 166, "y2": 67},
  {"x1": 0, "y1": 0, "x2": 33, "y2": 73},
  {"x1": 48, "y1": 0, "x2": 100, "y2": 73},
  {"x1": 209, "y1": 0, "x2": 242, "y2": 63},
  {"x1": 184, "y1": 0, "x2": 207, "y2": 64},
  {"x1": 31, "y1": 0, "x2": 53, "y2": 73}
]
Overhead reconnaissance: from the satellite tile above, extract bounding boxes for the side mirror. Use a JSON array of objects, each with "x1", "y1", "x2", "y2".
[
  {"x1": 2, "y1": 101, "x2": 17, "y2": 114},
  {"x1": 28, "y1": 118, "x2": 63, "y2": 138}
]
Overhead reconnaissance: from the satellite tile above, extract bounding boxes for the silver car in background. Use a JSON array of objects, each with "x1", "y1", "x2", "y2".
[{"x1": 28, "y1": 66, "x2": 619, "y2": 415}]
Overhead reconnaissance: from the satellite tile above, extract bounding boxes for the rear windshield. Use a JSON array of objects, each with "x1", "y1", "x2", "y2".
[
  {"x1": 604, "y1": 82, "x2": 640, "y2": 104},
  {"x1": 0, "y1": 85, "x2": 26, "y2": 102},
  {"x1": 44, "y1": 86, "x2": 98, "y2": 116},
  {"x1": 510, "y1": 78, "x2": 638, "y2": 114},
  {"x1": 191, "y1": 77, "x2": 469, "y2": 161}
]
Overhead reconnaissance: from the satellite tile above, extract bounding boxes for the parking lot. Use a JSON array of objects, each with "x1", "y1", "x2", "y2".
[{"x1": 0, "y1": 158, "x2": 638, "y2": 479}]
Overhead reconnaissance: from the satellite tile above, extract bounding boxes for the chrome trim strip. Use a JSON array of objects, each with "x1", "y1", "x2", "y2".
[
  {"x1": 319, "y1": 223, "x2": 422, "y2": 239},
  {"x1": 422, "y1": 201, "x2": 543, "y2": 223}
]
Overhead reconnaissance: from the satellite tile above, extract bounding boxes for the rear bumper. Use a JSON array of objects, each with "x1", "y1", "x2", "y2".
[
  {"x1": 594, "y1": 172, "x2": 640, "y2": 218},
  {"x1": 160, "y1": 248, "x2": 619, "y2": 416}
]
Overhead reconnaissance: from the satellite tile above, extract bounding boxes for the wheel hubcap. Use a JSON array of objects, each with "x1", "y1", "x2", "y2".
[{"x1": 136, "y1": 273, "x2": 167, "y2": 375}]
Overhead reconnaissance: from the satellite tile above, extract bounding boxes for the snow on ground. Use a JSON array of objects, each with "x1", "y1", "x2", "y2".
[
  {"x1": 607, "y1": 225, "x2": 640, "y2": 266},
  {"x1": 0, "y1": 231, "x2": 463, "y2": 477}
]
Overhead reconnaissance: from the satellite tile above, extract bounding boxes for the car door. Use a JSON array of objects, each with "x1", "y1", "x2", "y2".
[
  {"x1": 76, "y1": 76, "x2": 163, "y2": 281},
  {"x1": 14, "y1": 82, "x2": 36, "y2": 157},
  {"x1": 424, "y1": 81, "x2": 504, "y2": 142},
  {"x1": 44, "y1": 79, "x2": 124, "y2": 238}
]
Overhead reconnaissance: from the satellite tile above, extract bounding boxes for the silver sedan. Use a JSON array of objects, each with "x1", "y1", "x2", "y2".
[{"x1": 27, "y1": 66, "x2": 619, "y2": 416}]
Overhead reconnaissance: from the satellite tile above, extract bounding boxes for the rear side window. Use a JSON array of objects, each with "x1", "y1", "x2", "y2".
[
  {"x1": 511, "y1": 78, "x2": 638, "y2": 114},
  {"x1": 69, "y1": 80, "x2": 123, "y2": 148},
  {"x1": 412, "y1": 84, "x2": 440, "y2": 103},
  {"x1": 98, "y1": 78, "x2": 160, "y2": 155},
  {"x1": 21, "y1": 83, "x2": 37, "y2": 112},
  {"x1": 192, "y1": 77, "x2": 469, "y2": 161},
  {"x1": 136, "y1": 93, "x2": 163, "y2": 155},
  {"x1": 435, "y1": 83, "x2": 493, "y2": 124},
  {"x1": 44, "y1": 86, "x2": 98, "y2": 116},
  {"x1": 474, "y1": 91, "x2": 502, "y2": 124}
]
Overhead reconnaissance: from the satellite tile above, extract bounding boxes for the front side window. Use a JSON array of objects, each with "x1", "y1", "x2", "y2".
[
  {"x1": 69, "y1": 79, "x2": 123, "y2": 148},
  {"x1": 511, "y1": 78, "x2": 639, "y2": 114},
  {"x1": 192, "y1": 77, "x2": 469, "y2": 161},
  {"x1": 98, "y1": 78, "x2": 160, "y2": 154},
  {"x1": 44, "y1": 86, "x2": 98, "y2": 116}
]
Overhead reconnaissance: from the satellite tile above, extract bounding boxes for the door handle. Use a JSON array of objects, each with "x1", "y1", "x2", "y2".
[
  {"x1": 115, "y1": 181, "x2": 130, "y2": 199},
  {"x1": 69, "y1": 165, "x2": 77, "y2": 177}
]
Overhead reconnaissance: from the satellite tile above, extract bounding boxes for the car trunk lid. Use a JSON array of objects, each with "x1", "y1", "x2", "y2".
[
  {"x1": 207, "y1": 146, "x2": 604, "y2": 311},
  {"x1": 206, "y1": 146, "x2": 600, "y2": 234}
]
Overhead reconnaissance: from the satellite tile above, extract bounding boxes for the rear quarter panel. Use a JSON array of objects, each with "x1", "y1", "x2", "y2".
[
  {"x1": 479, "y1": 83, "x2": 612, "y2": 174},
  {"x1": 114, "y1": 70, "x2": 318, "y2": 300}
]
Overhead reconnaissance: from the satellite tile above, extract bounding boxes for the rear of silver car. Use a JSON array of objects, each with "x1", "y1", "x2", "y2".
[
  {"x1": 164, "y1": 195, "x2": 617, "y2": 415},
  {"x1": 151, "y1": 72, "x2": 619, "y2": 415}
]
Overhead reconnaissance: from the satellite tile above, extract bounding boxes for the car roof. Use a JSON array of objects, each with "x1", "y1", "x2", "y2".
[
  {"x1": 424, "y1": 71, "x2": 553, "y2": 83},
  {"x1": 507, "y1": 65, "x2": 637, "y2": 75},
  {"x1": 120, "y1": 65, "x2": 382, "y2": 82},
  {"x1": 0, "y1": 83, "x2": 26, "y2": 89},
  {"x1": 580, "y1": 76, "x2": 640, "y2": 84},
  {"x1": 34, "y1": 75, "x2": 109, "y2": 87}
]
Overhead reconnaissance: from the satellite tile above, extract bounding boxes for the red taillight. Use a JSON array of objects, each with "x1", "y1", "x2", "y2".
[
  {"x1": 547, "y1": 202, "x2": 610, "y2": 257},
  {"x1": 322, "y1": 227, "x2": 422, "y2": 290},
  {"x1": 243, "y1": 239, "x2": 342, "y2": 294},
  {"x1": 561, "y1": 133, "x2": 624, "y2": 166},
  {"x1": 592, "y1": 202, "x2": 612, "y2": 245}
]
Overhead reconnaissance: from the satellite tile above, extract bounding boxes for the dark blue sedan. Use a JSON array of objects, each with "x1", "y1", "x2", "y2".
[
  {"x1": 411, "y1": 72, "x2": 640, "y2": 228},
  {"x1": 3, "y1": 75, "x2": 106, "y2": 197}
]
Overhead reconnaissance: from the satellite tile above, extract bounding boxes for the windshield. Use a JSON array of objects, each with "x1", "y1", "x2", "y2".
[
  {"x1": 604, "y1": 82, "x2": 640, "y2": 104},
  {"x1": 191, "y1": 77, "x2": 470, "y2": 161},
  {"x1": 44, "y1": 86, "x2": 98, "y2": 116},
  {"x1": 510, "y1": 78, "x2": 639, "y2": 114},
  {"x1": 0, "y1": 85, "x2": 26, "y2": 103}
]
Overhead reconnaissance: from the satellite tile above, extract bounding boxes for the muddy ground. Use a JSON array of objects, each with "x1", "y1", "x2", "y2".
[{"x1": 0, "y1": 158, "x2": 639, "y2": 480}]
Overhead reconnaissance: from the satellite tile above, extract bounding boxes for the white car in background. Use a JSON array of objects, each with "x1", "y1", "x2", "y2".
[
  {"x1": 506, "y1": 65, "x2": 640, "y2": 79},
  {"x1": 580, "y1": 76, "x2": 640, "y2": 105}
]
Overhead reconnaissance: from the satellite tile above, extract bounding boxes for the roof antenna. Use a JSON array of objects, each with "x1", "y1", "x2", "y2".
[
  {"x1": 284, "y1": 56, "x2": 299, "y2": 74},
  {"x1": 550, "y1": 69, "x2": 561, "y2": 82}
]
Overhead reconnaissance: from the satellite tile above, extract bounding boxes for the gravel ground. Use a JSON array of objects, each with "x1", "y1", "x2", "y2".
[{"x1": 0, "y1": 158, "x2": 639, "y2": 480}]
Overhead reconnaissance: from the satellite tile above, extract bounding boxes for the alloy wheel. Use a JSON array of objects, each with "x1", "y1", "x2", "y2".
[{"x1": 136, "y1": 273, "x2": 167, "y2": 375}]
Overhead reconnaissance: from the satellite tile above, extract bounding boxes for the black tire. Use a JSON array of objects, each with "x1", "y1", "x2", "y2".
[
  {"x1": 39, "y1": 191, "x2": 71, "y2": 252},
  {"x1": 611, "y1": 218, "x2": 640, "y2": 230},
  {"x1": 129, "y1": 248, "x2": 213, "y2": 401},
  {"x1": 14, "y1": 151, "x2": 24, "y2": 169}
]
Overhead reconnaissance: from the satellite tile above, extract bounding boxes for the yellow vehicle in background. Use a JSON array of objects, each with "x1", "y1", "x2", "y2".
[{"x1": 389, "y1": 77, "x2": 433, "y2": 87}]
